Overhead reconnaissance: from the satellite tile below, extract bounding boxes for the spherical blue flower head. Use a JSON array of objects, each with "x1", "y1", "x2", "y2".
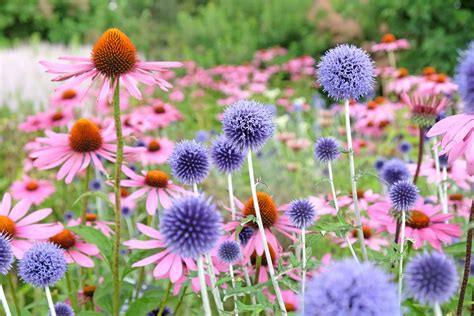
[
  {"x1": 439, "y1": 154, "x2": 449, "y2": 168},
  {"x1": 160, "y1": 195, "x2": 222, "y2": 258},
  {"x1": 456, "y1": 42, "x2": 474, "y2": 113},
  {"x1": 380, "y1": 158, "x2": 410, "y2": 185},
  {"x1": 121, "y1": 206, "x2": 132, "y2": 217},
  {"x1": 389, "y1": 180, "x2": 419, "y2": 212},
  {"x1": 51, "y1": 302, "x2": 74, "y2": 316},
  {"x1": 238, "y1": 227, "x2": 254, "y2": 246},
  {"x1": 222, "y1": 99, "x2": 275, "y2": 151},
  {"x1": 0, "y1": 235, "x2": 13, "y2": 275},
  {"x1": 286, "y1": 199, "x2": 316, "y2": 229},
  {"x1": 303, "y1": 259, "x2": 399, "y2": 315},
  {"x1": 194, "y1": 130, "x2": 210, "y2": 143},
  {"x1": 19, "y1": 242, "x2": 67, "y2": 288},
  {"x1": 405, "y1": 252, "x2": 458, "y2": 305},
  {"x1": 169, "y1": 140, "x2": 210, "y2": 185},
  {"x1": 217, "y1": 240, "x2": 241, "y2": 264},
  {"x1": 210, "y1": 135, "x2": 246, "y2": 174},
  {"x1": 317, "y1": 44, "x2": 375, "y2": 100},
  {"x1": 314, "y1": 137, "x2": 340, "y2": 163},
  {"x1": 398, "y1": 141, "x2": 412, "y2": 154},
  {"x1": 374, "y1": 157, "x2": 385, "y2": 171}
]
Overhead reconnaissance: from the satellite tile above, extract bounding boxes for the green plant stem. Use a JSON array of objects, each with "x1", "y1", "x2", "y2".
[
  {"x1": 65, "y1": 270, "x2": 78, "y2": 311},
  {"x1": 7, "y1": 274, "x2": 20, "y2": 316},
  {"x1": 174, "y1": 286, "x2": 187, "y2": 315},
  {"x1": 81, "y1": 165, "x2": 92, "y2": 223},
  {"x1": 112, "y1": 79, "x2": 123, "y2": 316},
  {"x1": 253, "y1": 255, "x2": 262, "y2": 285},
  {"x1": 157, "y1": 281, "x2": 172, "y2": 316},
  {"x1": 134, "y1": 268, "x2": 145, "y2": 300}
]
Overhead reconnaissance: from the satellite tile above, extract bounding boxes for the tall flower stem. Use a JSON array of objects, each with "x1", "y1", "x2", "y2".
[
  {"x1": 433, "y1": 143, "x2": 448, "y2": 214},
  {"x1": 243, "y1": 266, "x2": 257, "y2": 305},
  {"x1": 387, "y1": 51, "x2": 397, "y2": 69},
  {"x1": 398, "y1": 210, "x2": 406, "y2": 307},
  {"x1": 112, "y1": 79, "x2": 123, "y2": 316},
  {"x1": 174, "y1": 286, "x2": 187, "y2": 315},
  {"x1": 6, "y1": 274, "x2": 20, "y2": 316},
  {"x1": 205, "y1": 253, "x2": 223, "y2": 312},
  {"x1": 157, "y1": 281, "x2": 172, "y2": 316},
  {"x1": 228, "y1": 173, "x2": 236, "y2": 220},
  {"x1": 434, "y1": 303, "x2": 442, "y2": 316},
  {"x1": 327, "y1": 162, "x2": 360, "y2": 262},
  {"x1": 81, "y1": 165, "x2": 92, "y2": 223},
  {"x1": 228, "y1": 264, "x2": 238, "y2": 316},
  {"x1": 197, "y1": 256, "x2": 212, "y2": 316},
  {"x1": 343, "y1": 99, "x2": 368, "y2": 261},
  {"x1": 247, "y1": 151, "x2": 287, "y2": 315},
  {"x1": 413, "y1": 127, "x2": 424, "y2": 185},
  {"x1": 300, "y1": 228, "x2": 307, "y2": 316},
  {"x1": 456, "y1": 200, "x2": 474, "y2": 316},
  {"x1": 45, "y1": 286, "x2": 56, "y2": 316},
  {"x1": 65, "y1": 271, "x2": 78, "y2": 311},
  {"x1": 0, "y1": 284, "x2": 11, "y2": 316}
]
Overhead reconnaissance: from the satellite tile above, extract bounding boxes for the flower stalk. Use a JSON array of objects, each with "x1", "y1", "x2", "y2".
[
  {"x1": 456, "y1": 200, "x2": 474, "y2": 315},
  {"x1": 0, "y1": 284, "x2": 11, "y2": 316},
  {"x1": 45, "y1": 286, "x2": 56, "y2": 316}
]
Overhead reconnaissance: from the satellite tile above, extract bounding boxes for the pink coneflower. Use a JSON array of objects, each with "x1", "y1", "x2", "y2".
[
  {"x1": 48, "y1": 227, "x2": 100, "y2": 267},
  {"x1": 368, "y1": 199, "x2": 461, "y2": 251},
  {"x1": 417, "y1": 73, "x2": 458, "y2": 95},
  {"x1": 427, "y1": 114, "x2": 474, "y2": 175},
  {"x1": 68, "y1": 214, "x2": 113, "y2": 237},
  {"x1": 10, "y1": 176, "x2": 55, "y2": 205},
  {"x1": 121, "y1": 166, "x2": 188, "y2": 215},
  {"x1": 387, "y1": 68, "x2": 422, "y2": 94},
  {"x1": 19, "y1": 109, "x2": 74, "y2": 132},
  {"x1": 338, "y1": 189, "x2": 383, "y2": 212},
  {"x1": 31, "y1": 118, "x2": 142, "y2": 183},
  {"x1": 50, "y1": 87, "x2": 86, "y2": 108},
  {"x1": 371, "y1": 33, "x2": 410, "y2": 52},
  {"x1": 140, "y1": 101, "x2": 184, "y2": 129},
  {"x1": 286, "y1": 138, "x2": 311, "y2": 151},
  {"x1": 401, "y1": 91, "x2": 450, "y2": 127},
  {"x1": 0, "y1": 193, "x2": 62, "y2": 258},
  {"x1": 124, "y1": 223, "x2": 196, "y2": 283},
  {"x1": 138, "y1": 137, "x2": 174, "y2": 166},
  {"x1": 40, "y1": 28, "x2": 182, "y2": 107},
  {"x1": 224, "y1": 192, "x2": 300, "y2": 258}
]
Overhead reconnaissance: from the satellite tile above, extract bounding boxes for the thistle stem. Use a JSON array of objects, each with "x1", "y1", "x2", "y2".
[
  {"x1": 6, "y1": 274, "x2": 20, "y2": 316},
  {"x1": 328, "y1": 162, "x2": 360, "y2": 263},
  {"x1": 456, "y1": 200, "x2": 474, "y2": 316},
  {"x1": 243, "y1": 266, "x2": 257, "y2": 305},
  {"x1": 247, "y1": 151, "x2": 287, "y2": 314},
  {"x1": 205, "y1": 253, "x2": 223, "y2": 311},
  {"x1": 434, "y1": 303, "x2": 442, "y2": 316},
  {"x1": 229, "y1": 264, "x2": 238, "y2": 316},
  {"x1": 398, "y1": 210, "x2": 406, "y2": 307},
  {"x1": 0, "y1": 284, "x2": 11, "y2": 316},
  {"x1": 157, "y1": 281, "x2": 172, "y2": 316},
  {"x1": 112, "y1": 79, "x2": 123, "y2": 316},
  {"x1": 81, "y1": 165, "x2": 92, "y2": 223},
  {"x1": 197, "y1": 256, "x2": 212, "y2": 316},
  {"x1": 301, "y1": 228, "x2": 307, "y2": 316},
  {"x1": 228, "y1": 173, "x2": 236, "y2": 221},
  {"x1": 45, "y1": 286, "x2": 56, "y2": 316},
  {"x1": 343, "y1": 99, "x2": 368, "y2": 261},
  {"x1": 433, "y1": 143, "x2": 448, "y2": 214}
]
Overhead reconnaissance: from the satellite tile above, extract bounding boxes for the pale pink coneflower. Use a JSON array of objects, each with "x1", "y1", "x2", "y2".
[
  {"x1": 10, "y1": 176, "x2": 55, "y2": 205},
  {"x1": 138, "y1": 137, "x2": 175, "y2": 166},
  {"x1": 371, "y1": 33, "x2": 410, "y2": 52}
]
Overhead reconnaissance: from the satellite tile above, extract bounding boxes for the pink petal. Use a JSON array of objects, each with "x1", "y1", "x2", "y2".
[
  {"x1": 132, "y1": 251, "x2": 168, "y2": 267},
  {"x1": 169, "y1": 255, "x2": 183, "y2": 283},
  {"x1": 8, "y1": 199, "x2": 32, "y2": 221},
  {"x1": 153, "y1": 253, "x2": 175, "y2": 278},
  {"x1": 137, "y1": 223, "x2": 161, "y2": 239},
  {"x1": 0, "y1": 193, "x2": 11, "y2": 215},
  {"x1": 75, "y1": 242, "x2": 100, "y2": 256},
  {"x1": 69, "y1": 249, "x2": 95, "y2": 268},
  {"x1": 146, "y1": 189, "x2": 158, "y2": 215},
  {"x1": 15, "y1": 208, "x2": 52, "y2": 226}
]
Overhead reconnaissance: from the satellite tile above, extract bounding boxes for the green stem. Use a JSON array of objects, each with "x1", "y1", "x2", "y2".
[
  {"x1": 112, "y1": 79, "x2": 123, "y2": 316},
  {"x1": 174, "y1": 286, "x2": 187, "y2": 315},
  {"x1": 81, "y1": 165, "x2": 92, "y2": 223},
  {"x1": 7, "y1": 273, "x2": 21, "y2": 316},
  {"x1": 253, "y1": 255, "x2": 262, "y2": 285},
  {"x1": 157, "y1": 281, "x2": 172, "y2": 316},
  {"x1": 65, "y1": 271, "x2": 78, "y2": 311},
  {"x1": 134, "y1": 268, "x2": 145, "y2": 300}
]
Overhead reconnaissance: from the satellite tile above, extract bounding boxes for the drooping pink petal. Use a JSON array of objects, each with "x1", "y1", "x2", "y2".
[
  {"x1": 153, "y1": 253, "x2": 175, "y2": 278},
  {"x1": 69, "y1": 249, "x2": 95, "y2": 268},
  {"x1": 15, "y1": 208, "x2": 52, "y2": 226}
]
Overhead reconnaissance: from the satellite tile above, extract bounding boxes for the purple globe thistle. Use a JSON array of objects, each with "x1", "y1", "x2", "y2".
[
  {"x1": 19, "y1": 242, "x2": 67, "y2": 288},
  {"x1": 398, "y1": 141, "x2": 412, "y2": 154},
  {"x1": 89, "y1": 179, "x2": 101, "y2": 191},
  {"x1": 317, "y1": 44, "x2": 375, "y2": 100},
  {"x1": 380, "y1": 158, "x2": 410, "y2": 185},
  {"x1": 389, "y1": 180, "x2": 419, "y2": 211},
  {"x1": 314, "y1": 137, "x2": 340, "y2": 163},
  {"x1": 286, "y1": 199, "x2": 316, "y2": 229},
  {"x1": 210, "y1": 135, "x2": 246, "y2": 174},
  {"x1": 217, "y1": 240, "x2": 241, "y2": 264},
  {"x1": 160, "y1": 195, "x2": 222, "y2": 258},
  {"x1": 405, "y1": 252, "x2": 458, "y2": 305},
  {"x1": 222, "y1": 99, "x2": 275, "y2": 150},
  {"x1": 0, "y1": 235, "x2": 13, "y2": 275},
  {"x1": 238, "y1": 226, "x2": 254, "y2": 246},
  {"x1": 51, "y1": 302, "x2": 74, "y2": 316},
  {"x1": 456, "y1": 41, "x2": 474, "y2": 113},
  {"x1": 303, "y1": 259, "x2": 399, "y2": 315},
  {"x1": 439, "y1": 154, "x2": 449, "y2": 168},
  {"x1": 194, "y1": 130, "x2": 210, "y2": 143},
  {"x1": 374, "y1": 157, "x2": 385, "y2": 171},
  {"x1": 146, "y1": 306, "x2": 172, "y2": 316},
  {"x1": 169, "y1": 140, "x2": 210, "y2": 185}
]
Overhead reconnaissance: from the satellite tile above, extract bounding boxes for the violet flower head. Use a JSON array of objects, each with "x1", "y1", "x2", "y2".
[
  {"x1": 389, "y1": 180, "x2": 419, "y2": 212},
  {"x1": 314, "y1": 137, "x2": 340, "y2": 163},
  {"x1": 160, "y1": 195, "x2": 222, "y2": 258},
  {"x1": 456, "y1": 41, "x2": 474, "y2": 113},
  {"x1": 286, "y1": 199, "x2": 316, "y2": 229},
  {"x1": 303, "y1": 259, "x2": 399, "y2": 315},
  {"x1": 380, "y1": 158, "x2": 410, "y2": 186},
  {"x1": 222, "y1": 99, "x2": 275, "y2": 151},
  {"x1": 51, "y1": 302, "x2": 74, "y2": 316},
  {"x1": 0, "y1": 235, "x2": 13, "y2": 275},
  {"x1": 317, "y1": 44, "x2": 375, "y2": 100},
  {"x1": 210, "y1": 135, "x2": 246, "y2": 174},
  {"x1": 217, "y1": 240, "x2": 242, "y2": 264},
  {"x1": 169, "y1": 140, "x2": 210, "y2": 185},
  {"x1": 405, "y1": 252, "x2": 458, "y2": 305}
]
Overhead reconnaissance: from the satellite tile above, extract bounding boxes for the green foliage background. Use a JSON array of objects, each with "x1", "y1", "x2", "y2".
[{"x1": 1, "y1": 0, "x2": 474, "y2": 72}]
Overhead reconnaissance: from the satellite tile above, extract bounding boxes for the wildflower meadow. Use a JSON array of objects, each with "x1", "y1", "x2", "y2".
[{"x1": 1, "y1": 1, "x2": 474, "y2": 315}]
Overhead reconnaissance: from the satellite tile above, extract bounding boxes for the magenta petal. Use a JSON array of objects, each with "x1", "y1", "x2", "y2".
[
  {"x1": 132, "y1": 251, "x2": 168, "y2": 267},
  {"x1": 69, "y1": 249, "x2": 95, "y2": 268},
  {"x1": 8, "y1": 199, "x2": 32, "y2": 221},
  {"x1": 136, "y1": 223, "x2": 161, "y2": 239},
  {"x1": 153, "y1": 253, "x2": 175, "y2": 278},
  {"x1": 15, "y1": 208, "x2": 52, "y2": 226},
  {"x1": 75, "y1": 242, "x2": 100, "y2": 256},
  {"x1": 169, "y1": 255, "x2": 183, "y2": 283},
  {"x1": 0, "y1": 193, "x2": 12, "y2": 216}
]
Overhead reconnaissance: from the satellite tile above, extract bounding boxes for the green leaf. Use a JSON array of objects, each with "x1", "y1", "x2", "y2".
[
  {"x1": 125, "y1": 290, "x2": 163, "y2": 316},
  {"x1": 77, "y1": 312, "x2": 104, "y2": 316},
  {"x1": 121, "y1": 249, "x2": 156, "y2": 280},
  {"x1": 69, "y1": 225, "x2": 113, "y2": 267},
  {"x1": 236, "y1": 301, "x2": 267, "y2": 312}
]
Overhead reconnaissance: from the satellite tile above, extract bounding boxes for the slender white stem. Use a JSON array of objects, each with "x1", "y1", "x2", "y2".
[
  {"x1": 45, "y1": 286, "x2": 56, "y2": 316},
  {"x1": 205, "y1": 254, "x2": 223, "y2": 311},
  {"x1": 197, "y1": 256, "x2": 212, "y2": 316},
  {"x1": 398, "y1": 211, "x2": 406, "y2": 307},
  {"x1": 433, "y1": 144, "x2": 447, "y2": 214},
  {"x1": 328, "y1": 162, "x2": 360, "y2": 263},
  {"x1": 442, "y1": 166, "x2": 448, "y2": 215},
  {"x1": 301, "y1": 228, "x2": 307, "y2": 316},
  {"x1": 229, "y1": 265, "x2": 238, "y2": 316},
  {"x1": 193, "y1": 183, "x2": 199, "y2": 196},
  {"x1": 247, "y1": 151, "x2": 287, "y2": 315},
  {"x1": 433, "y1": 303, "x2": 442, "y2": 316},
  {"x1": 0, "y1": 285, "x2": 11, "y2": 316},
  {"x1": 243, "y1": 266, "x2": 257, "y2": 305},
  {"x1": 343, "y1": 99, "x2": 368, "y2": 262},
  {"x1": 228, "y1": 173, "x2": 236, "y2": 221}
]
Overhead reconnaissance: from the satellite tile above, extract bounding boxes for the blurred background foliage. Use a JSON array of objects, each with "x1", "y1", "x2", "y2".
[{"x1": 1, "y1": 0, "x2": 474, "y2": 72}]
